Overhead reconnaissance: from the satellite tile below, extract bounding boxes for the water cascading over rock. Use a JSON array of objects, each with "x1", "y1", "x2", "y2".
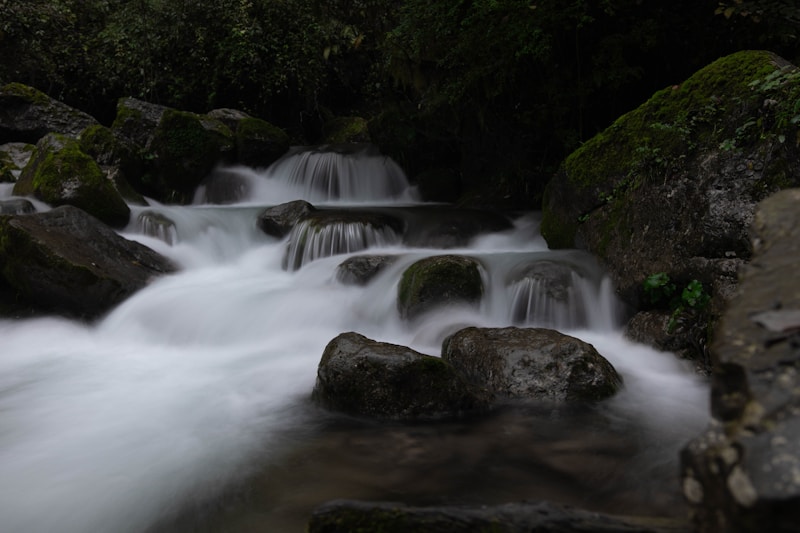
[
  {"x1": 282, "y1": 211, "x2": 403, "y2": 271},
  {"x1": 264, "y1": 143, "x2": 412, "y2": 202},
  {"x1": 136, "y1": 210, "x2": 178, "y2": 245}
]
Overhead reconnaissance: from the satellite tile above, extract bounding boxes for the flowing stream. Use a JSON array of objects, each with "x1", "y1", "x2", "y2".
[{"x1": 0, "y1": 146, "x2": 708, "y2": 532}]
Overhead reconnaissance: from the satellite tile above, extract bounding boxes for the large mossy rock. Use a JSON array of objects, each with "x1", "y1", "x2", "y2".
[
  {"x1": 0, "y1": 206, "x2": 174, "y2": 319},
  {"x1": 111, "y1": 98, "x2": 234, "y2": 203},
  {"x1": 442, "y1": 327, "x2": 622, "y2": 404},
  {"x1": 541, "y1": 50, "x2": 800, "y2": 320},
  {"x1": 13, "y1": 133, "x2": 130, "y2": 227},
  {"x1": 235, "y1": 116, "x2": 290, "y2": 168},
  {"x1": 397, "y1": 255, "x2": 484, "y2": 320},
  {"x1": 311, "y1": 332, "x2": 489, "y2": 420},
  {"x1": 0, "y1": 83, "x2": 99, "y2": 144},
  {"x1": 681, "y1": 189, "x2": 800, "y2": 532},
  {"x1": 308, "y1": 499, "x2": 687, "y2": 533}
]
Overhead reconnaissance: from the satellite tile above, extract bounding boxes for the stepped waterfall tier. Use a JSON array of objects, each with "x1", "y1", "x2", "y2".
[{"x1": 0, "y1": 145, "x2": 707, "y2": 532}]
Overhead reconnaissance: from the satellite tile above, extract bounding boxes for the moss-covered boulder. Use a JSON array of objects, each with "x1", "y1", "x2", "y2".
[
  {"x1": 148, "y1": 109, "x2": 234, "y2": 202},
  {"x1": 397, "y1": 255, "x2": 484, "y2": 320},
  {"x1": 235, "y1": 116, "x2": 290, "y2": 168},
  {"x1": 110, "y1": 98, "x2": 235, "y2": 203},
  {"x1": 681, "y1": 189, "x2": 800, "y2": 533},
  {"x1": 78, "y1": 124, "x2": 147, "y2": 205},
  {"x1": 541, "y1": 50, "x2": 800, "y2": 359},
  {"x1": 0, "y1": 206, "x2": 174, "y2": 319},
  {"x1": 311, "y1": 332, "x2": 489, "y2": 420},
  {"x1": 0, "y1": 83, "x2": 99, "y2": 144},
  {"x1": 443, "y1": 327, "x2": 622, "y2": 404},
  {"x1": 321, "y1": 116, "x2": 371, "y2": 144},
  {"x1": 13, "y1": 133, "x2": 130, "y2": 227}
]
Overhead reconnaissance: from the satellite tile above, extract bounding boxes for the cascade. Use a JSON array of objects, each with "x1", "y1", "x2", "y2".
[{"x1": 0, "y1": 145, "x2": 707, "y2": 533}]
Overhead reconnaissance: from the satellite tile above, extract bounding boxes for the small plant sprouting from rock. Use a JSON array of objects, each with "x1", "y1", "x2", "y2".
[{"x1": 643, "y1": 272, "x2": 711, "y2": 332}]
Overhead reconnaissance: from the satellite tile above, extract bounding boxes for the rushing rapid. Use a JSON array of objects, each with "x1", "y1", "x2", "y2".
[{"x1": 0, "y1": 147, "x2": 708, "y2": 532}]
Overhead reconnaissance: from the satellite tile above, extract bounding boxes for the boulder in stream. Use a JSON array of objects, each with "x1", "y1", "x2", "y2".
[
  {"x1": 257, "y1": 200, "x2": 316, "y2": 238},
  {"x1": 541, "y1": 50, "x2": 800, "y2": 364},
  {"x1": 14, "y1": 133, "x2": 131, "y2": 227},
  {"x1": 312, "y1": 332, "x2": 489, "y2": 420},
  {"x1": 0, "y1": 205, "x2": 175, "y2": 319},
  {"x1": 397, "y1": 255, "x2": 484, "y2": 321},
  {"x1": 308, "y1": 499, "x2": 688, "y2": 533},
  {"x1": 443, "y1": 327, "x2": 622, "y2": 404},
  {"x1": 336, "y1": 255, "x2": 398, "y2": 286},
  {"x1": 681, "y1": 188, "x2": 800, "y2": 532}
]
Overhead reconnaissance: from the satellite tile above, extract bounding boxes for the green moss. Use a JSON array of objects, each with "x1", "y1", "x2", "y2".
[
  {"x1": 322, "y1": 116, "x2": 371, "y2": 144},
  {"x1": 14, "y1": 134, "x2": 130, "y2": 227},
  {"x1": 1, "y1": 82, "x2": 51, "y2": 106},
  {"x1": 110, "y1": 101, "x2": 143, "y2": 131},
  {"x1": 398, "y1": 255, "x2": 483, "y2": 319},
  {"x1": 237, "y1": 116, "x2": 288, "y2": 144}
]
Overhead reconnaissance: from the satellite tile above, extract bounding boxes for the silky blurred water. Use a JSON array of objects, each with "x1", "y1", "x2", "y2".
[{"x1": 0, "y1": 149, "x2": 708, "y2": 532}]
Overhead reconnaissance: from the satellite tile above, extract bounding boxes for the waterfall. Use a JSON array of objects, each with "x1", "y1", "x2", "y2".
[{"x1": 0, "y1": 147, "x2": 708, "y2": 533}]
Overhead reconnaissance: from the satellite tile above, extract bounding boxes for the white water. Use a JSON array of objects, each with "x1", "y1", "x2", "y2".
[{"x1": 0, "y1": 148, "x2": 708, "y2": 532}]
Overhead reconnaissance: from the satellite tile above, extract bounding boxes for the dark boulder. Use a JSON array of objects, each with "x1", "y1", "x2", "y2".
[
  {"x1": 0, "y1": 83, "x2": 98, "y2": 144},
  {"x1": 402, "y1": 206, "x2": 512, "y2": 248},
  {"x1": 0, "y1": 199, "x2": 35, "y2": 215},
  {"x1": 311, "y1": 332, "x2": 489, "y2": 420},
  {"x1": 308, "y1": 499, "x2": 688, "y2": 533},
  {"x1": 14, "y1": 133, "x2": 131, "y2": 227},
  {"x1": 681, "y1": 189, "x2": 800, "y2": 532},
  {"x1": 336, "y1": 255, "x2": 398, "y2": 286},
  {"x1": 235, "y1": 116, "x2": 290, "y2": 168},
  {"x1": 321, "y1": 116, "x2": 371, "y2": 144},
  {"x1": 0, "y1": 206, "x2": 174, "y2": 319},
  {"x1": 540, "y1": 51, "x2": 800, "y2": 362},
  {"x1": 0, "y1": 142, "x2": 34, "y2": 182},
  {"x1": 442, "y1": 327, "x2": 622, "y2": 404},
  {"x1": 256, "y1": 200, "x2": 316, "y2": 238},
  {"x1": 397, "y1": 255, "x2": 484, "y2": 321}
]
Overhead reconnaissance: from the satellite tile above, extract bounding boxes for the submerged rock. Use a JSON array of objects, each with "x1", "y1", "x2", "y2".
[
  {"x1": 14, "y1": 133, "x2": 130, "y2": 227},
  {"x1": 311, "y1": 332, "x2": 489, "y2": 420},
  {"x1": 397, "y1": 255, "x2": 484, "y2": 321},
  {"x1": 681, "y1": 189, "x2": 800, "y2": 532},
  {"x1": 443, "y1": 327, "x2": 622, "y2": 404},
  {"x1": 308, "y1": 499, "x2": 688, "y2": 533},
  {"x1": 0, "y1": 206, "x2": 174, "y2": 319},
  {"x1": 336, "y1": 255, "x2": 398, "y2": 286}
]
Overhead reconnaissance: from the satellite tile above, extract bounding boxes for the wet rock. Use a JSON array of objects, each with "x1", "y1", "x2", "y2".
[
  {"x1": 256, "y1": 200, "x2": 316, "y2": 238},
  {"x1": 402, "y1": 206, "x2": 512, "y2": 248},
  {"x1": 443, "y1": 327, "x2": 622, "y2": 404},
  {"x1": 0, "y1": 206, "x2": 174, "y2": 319},
  {"x1": 234, "y1": 116, "x2": 291, "y2": 168},
  {"x1": 0, "y1": 199, "x2": 35, "y2": 215},
  {"x1": 321, "y1": 116, "x2": 371, "y2": 144},
  {"x1": 0, "y1": 83, "x2": 99, "y2": 144},
  {"x1": 195, "y1": 167, "x2": 252, "y2": 204},
  {"x1": 336, "y1": 255, "x2": 398, "y2": 286},
  {"x1": 541, "y1": 51, "x2": 800, "y2": 363},
  {"x1": 397, "y1": 255, "x2": 484, "y2": 321},
  {"x1": 681, "y1": 189, "x2": 800, "y2": 532},
  {"x1": 14, "y1": 133, "x2": 130, "y2": 227},
  {"x1": 311, "y1": 332, "x2": 489, "y2": 420},
  {"x1": 0, "y1": 142, "x2": 34, "y2": 182},
  {"x1": 308, "y1": 499, "x2": 689, "y2": 533},
  {"x1": 78, "y1": 124, "x2": 147, "y2": 205}
]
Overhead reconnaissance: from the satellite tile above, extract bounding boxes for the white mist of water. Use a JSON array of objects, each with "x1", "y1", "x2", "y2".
[{"x1": 0, "y1": 150, "x2": 708, "y2": 533}]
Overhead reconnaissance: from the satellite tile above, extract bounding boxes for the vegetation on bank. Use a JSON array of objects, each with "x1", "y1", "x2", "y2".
[{"x1": 1, "y1": 0, "x2": 798, "y2": 205}]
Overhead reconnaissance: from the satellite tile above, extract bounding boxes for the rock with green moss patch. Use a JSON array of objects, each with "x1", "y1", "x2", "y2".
[
  {"x1": 321, "y1": 116, "x2": 371, "y2": 144},
  {"x1": 0, "y1": 142, "x2": 35, "y2": 182},
  {"x1": 14, "y1": 133, "x2": 130, "y2": 227},
  {"x1": 397, "y1": 255, "x2": 484, "y2": 320},
  {"x1": 0, "y1": 205, "x2": 174, "y2": 319},
  {"x1": 311, "y1": 332, "x2": 489, "y2": 420},
  {"x1": 79, "y1": 124, "x2": 147, "y2": 205},
  {"x1": 443, "y1": 327, "x2": 622, "y2": 404},
  {"x1": 541, "y1": 51, "x2": 800, "y2": 361},
  {"x1": 235, "y1": 116, "x2": 290, "y2": 168},
  {"x1": 0, "y1": 83, "x2": 99, "y2": 144}
]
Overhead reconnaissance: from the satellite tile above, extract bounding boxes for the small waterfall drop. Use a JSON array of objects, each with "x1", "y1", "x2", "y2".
[{"x1": 259, "y1": 144, "x2": 416, "y2": 203}]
